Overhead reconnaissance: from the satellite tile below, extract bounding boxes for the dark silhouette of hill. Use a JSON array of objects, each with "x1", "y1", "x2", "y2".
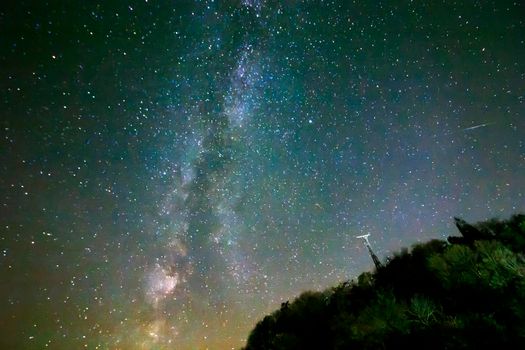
[{"x1": 242, "y1": 214, "x2": 525, "y2": 350}]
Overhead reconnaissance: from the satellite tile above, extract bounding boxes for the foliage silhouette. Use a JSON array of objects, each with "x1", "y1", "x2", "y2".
[{"x1": 242, "y1": 214, "x2": 525, "y2": 350}]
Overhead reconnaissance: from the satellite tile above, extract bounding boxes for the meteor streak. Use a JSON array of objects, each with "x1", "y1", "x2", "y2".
[{"x1": 462, "y1": 122, "x2": 494, "y2": 132}]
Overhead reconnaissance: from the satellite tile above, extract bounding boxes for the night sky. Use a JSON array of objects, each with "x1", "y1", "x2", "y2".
[{"x1": 1, "y1": 1, "x2": 524, "y2": 349}]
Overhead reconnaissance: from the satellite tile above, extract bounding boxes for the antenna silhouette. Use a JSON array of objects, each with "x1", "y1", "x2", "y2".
[{"x1": 356, "y1": 234, "x2": 382, "y2": 269}]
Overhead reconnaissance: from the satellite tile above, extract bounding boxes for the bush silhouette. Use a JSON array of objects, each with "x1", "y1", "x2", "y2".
[{"x1": 243, "y1": 214, "x2": 525, "y2": 350}]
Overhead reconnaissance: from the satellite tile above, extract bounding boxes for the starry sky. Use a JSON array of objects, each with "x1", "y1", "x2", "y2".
[{"x1": 1, "y1": 1, "x2": 524, "y2": 349}]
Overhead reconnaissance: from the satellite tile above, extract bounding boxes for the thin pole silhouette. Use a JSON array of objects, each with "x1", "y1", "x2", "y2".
[{"x1": 357, "y1": 234, "x2": 382, "y2": 269}]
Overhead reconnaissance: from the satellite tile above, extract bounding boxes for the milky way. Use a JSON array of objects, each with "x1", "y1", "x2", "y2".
[{"x1": 1, "y1": 1, "x2": 524, "y2": 349}]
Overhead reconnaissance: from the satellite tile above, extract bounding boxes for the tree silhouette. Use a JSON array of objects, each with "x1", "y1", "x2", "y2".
[{"x1": 242, "y1": 214, "x2": 525, "y2": 350}]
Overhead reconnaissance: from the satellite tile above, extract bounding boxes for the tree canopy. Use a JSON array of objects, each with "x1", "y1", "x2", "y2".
[{"x1": 243, "y1": 214, "x2": 525, "y2": 350}]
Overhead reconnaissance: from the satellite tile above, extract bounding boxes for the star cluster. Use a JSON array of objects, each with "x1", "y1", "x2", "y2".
[{"x1": 1, "y1": 1, "x2": 524, "y2": 349}]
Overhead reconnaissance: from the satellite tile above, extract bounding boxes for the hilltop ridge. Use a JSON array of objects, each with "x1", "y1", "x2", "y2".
[{"x1": 243, "y1": 214, "x2": 525, "y2": 350}]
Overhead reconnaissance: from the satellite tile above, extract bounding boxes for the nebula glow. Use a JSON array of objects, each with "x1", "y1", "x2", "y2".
[{"x1": 1, "y1": 1, "x2": 524, "y2": 349}]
